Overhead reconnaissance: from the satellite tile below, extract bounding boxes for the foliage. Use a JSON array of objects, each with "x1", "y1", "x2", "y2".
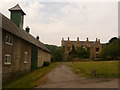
[
  {"x1": 45, "y1": 44, "x2": 64, "y2": 62},
  {"x1": 52, "y1": 47, "x2": 64, "y2": 62},
  {"x1": 69, "y1": 45, "x2": 77, "y2": 58},
  {"x1": 109, "y1": 37, "x2": 118, "y2": 43},
  {"x1": 100, "y1": 37, "x2": 120, "y2": 60},
  {"x1": 69, "y1": 45, "x2": 90, "y2": 59},
  {"x1": 69, "y1": 61, "x2": 119, "y2": 78},
  {"x1": 42, "y1": 61, "x2": 50, "y2": 67},
  {"x1": 76, "y1": 47, "x2": 90, "y2": 58},
  {"x1": 3, "y1": 63, "x2": 58, "y2": 88},
  {"x1": 44, "y1": 44, "x2": 58, "y2": 53}
]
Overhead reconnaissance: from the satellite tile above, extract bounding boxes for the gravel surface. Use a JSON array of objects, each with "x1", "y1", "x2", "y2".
[{"x1": 36, "y1": 62, "x2": 118, "y2": 88}]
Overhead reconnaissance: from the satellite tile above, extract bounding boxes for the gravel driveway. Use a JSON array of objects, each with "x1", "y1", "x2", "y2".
[{"x1": 36, "y1": 62, "x2": 118, "y2": 88}]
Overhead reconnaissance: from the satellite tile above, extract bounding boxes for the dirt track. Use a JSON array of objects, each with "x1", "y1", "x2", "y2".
[{"x1": 36, "y1": 63, "x2": 118, "y2": 88}]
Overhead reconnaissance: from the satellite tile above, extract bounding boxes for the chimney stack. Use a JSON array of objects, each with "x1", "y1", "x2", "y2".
[
  {"x1": 25, "y1": 26, "x2": 30, "y2": 33},
  {"x1": 68, "y1": 37, "x2": 70, "y2": 41},
  {"x1": 77, "y1": 37, "x2": 79, "y2": 41},
  {"x1": 87, "y1": 37, "x2": 89, "y2": 41},
  {"x1": 96, "y1": 38, "x2": 98, "y2": 42},
  {"x1": 36, "y1": 36, "x2": 39, "y2": 40},
  {"x1": 98, "y1": 39, "x2": 100, "y2": 42},
  {"x1": 62, "y1": 38, "x2": 64, "y2": 41}
]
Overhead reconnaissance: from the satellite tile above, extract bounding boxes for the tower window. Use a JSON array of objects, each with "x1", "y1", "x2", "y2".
[{"x1": 4, "y1": 54, "x2": 11, "y2": 65}]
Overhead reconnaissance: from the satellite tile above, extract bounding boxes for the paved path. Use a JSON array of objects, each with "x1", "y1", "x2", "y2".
[{"x1": 36, "y1": 63, "x2": 118, "y2": 88}]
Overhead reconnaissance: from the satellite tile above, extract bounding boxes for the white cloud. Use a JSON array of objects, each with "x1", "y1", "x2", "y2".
[{"x1": 0, "y1": 2, "x2": 118, "y2": 46}]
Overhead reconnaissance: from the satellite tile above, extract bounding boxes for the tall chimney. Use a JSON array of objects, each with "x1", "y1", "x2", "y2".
[
  {"x1": 25, "y1": 26, "x2": 30, "y2": 33},
  {"x1": 77, "y1": 37, "x2": 79, "y2": 41},
  {"x1": 36, "y1": 36, "x2": 39, "y2": 40},
  {"x1": 62, "y1": 38, "x2": 64, "y2": 41},
  {"x1": 68, "y1": 37, "x2": 70, "y2": 41},
  {"x1": 98, "y1": 39, "x2": 100, "y2": 42},
  {"x1": 96, "y1": 38, "x2": 98, "y2": 42},
  {"x1": 87, "y1": 37, "x2": 89, "y2": 41}
]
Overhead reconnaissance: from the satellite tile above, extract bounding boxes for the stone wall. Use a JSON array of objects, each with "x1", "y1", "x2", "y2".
[
  {"x1": 92, "y1": 41, "x2": 102, "y2": 59},
  {"x1": 38, "y1": 49, "x2": 51, "y2": 67},
  {"x1": 2, "y1": 30, "x2": 31, "y2": 82}
]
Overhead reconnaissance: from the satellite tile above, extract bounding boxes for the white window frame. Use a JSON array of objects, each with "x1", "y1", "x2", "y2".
[
  {"x1": 24, "y1": 52, "x2": 28, "y2": 64},
  {"x1": 6, "y1": 33, "x2": 13, "y2": 45},
  {"x1": 4, "y1": 54, "x2": 11, "y2": 65}
]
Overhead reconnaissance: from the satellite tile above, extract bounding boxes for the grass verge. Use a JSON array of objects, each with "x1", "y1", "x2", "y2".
[
  {"x1": 68, "y1": 61, "x2": 119, "y2": 78},
  {"x1": 3, "y1": 62, "x2": 58, "y2": 88}
]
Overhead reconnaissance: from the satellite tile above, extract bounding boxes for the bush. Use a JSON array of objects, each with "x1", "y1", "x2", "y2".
[
  {"x1": 69, "y1": 46, "x2": 90, "y2": 59},
  {"x1": 52, "y1": 47, "x2": 64, "y2": 62},
  {"x1": 42, "y1": 61, "x2": 50, "y2": 67}
]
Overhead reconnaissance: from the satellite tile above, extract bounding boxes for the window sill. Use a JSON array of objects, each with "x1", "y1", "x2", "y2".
[
  {"x1": 24, "y1": 61, "x2": 28, "y2": 64},
  {"x1": 6, "y1": 42, "x2": 13, "y2": 46},
  {"x1": 4, "y1": 63, "x2": 11, "y2": 65}
]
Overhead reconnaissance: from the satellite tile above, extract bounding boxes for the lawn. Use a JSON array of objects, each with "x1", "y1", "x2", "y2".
[
  {"x1": 69, "y1": 61, "x2": 119, "y2": 78},
  {"x1": 3, "y1": 62, "x2": 58, "y2": 88}
]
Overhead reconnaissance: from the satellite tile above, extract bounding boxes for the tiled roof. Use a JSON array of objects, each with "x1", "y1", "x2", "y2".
[{"x1": 0, "y1": 13, "x2": 51, "y2": 53}]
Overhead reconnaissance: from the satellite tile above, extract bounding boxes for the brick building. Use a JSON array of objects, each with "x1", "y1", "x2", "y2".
[
  {"x1": 1, "y1": 4, "x2": 51, "y2": 82},
  {"x1": 61, "y1": 37, "x2": 102, "y2": 61}
]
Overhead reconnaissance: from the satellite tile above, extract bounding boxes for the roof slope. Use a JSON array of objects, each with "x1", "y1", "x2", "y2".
[
  {"x1": 9, "y1": 4, "x2": 26, "y2": 15},
  {"x1": 1, "y1": 13, "x2": 50, "y2": 53}
]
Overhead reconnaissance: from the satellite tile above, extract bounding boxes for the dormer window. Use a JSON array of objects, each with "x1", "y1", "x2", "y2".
[{"x1": 6, "y1": 33, "x2": 13, "y2": 45}]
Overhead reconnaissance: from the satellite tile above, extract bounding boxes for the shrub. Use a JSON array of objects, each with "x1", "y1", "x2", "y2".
[
  {"x1": 69, "y1": 46, "x2": 90, "y2": 59},
  {"x1": 52, "y1": 47, "x2": 64, "y2": 62},
  {"x1": 43, "y1": 61, "x2": 50, "y2": 67}
]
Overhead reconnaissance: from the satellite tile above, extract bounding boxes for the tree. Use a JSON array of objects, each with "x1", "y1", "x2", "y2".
[
  {"x1": 44, "y1": 44, "x2": 58, "y2": 53},
  {"x1": 52, "y1": 47, "x2": 64, "y2": 62},
  {"x1": 69, "y1": 46, "x2": 90, "y2": 59},
  {"x1": 76, "y1": 47, "x2": 90, "y2": 58},
  {"x1": 45, "y1": 44, "x2": 64, "y2": 62},
  {"x1": 69, "y1": 45, "x2": 77, "y2": 58},
  {"x1": 100, "y1": 37, "x2": 120, "y2": 60},
  {"x1": 109, "y1": 37, "x2": 118, "y2": 43}
]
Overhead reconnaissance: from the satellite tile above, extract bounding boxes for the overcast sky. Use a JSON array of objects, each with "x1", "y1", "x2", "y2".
[{"x1": 0, "y1": 1, "x2": 118, "y2": 46}]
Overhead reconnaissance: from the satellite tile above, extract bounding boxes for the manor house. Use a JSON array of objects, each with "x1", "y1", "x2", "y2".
[{"x1": 61, "y1": 37, "x2": 102, "y2": 60}]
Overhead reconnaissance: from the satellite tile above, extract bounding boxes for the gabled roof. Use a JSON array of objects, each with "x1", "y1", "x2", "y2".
[
  {"x1": 9, "y1": 4, "x2": 26, "y2": 15},
  {"x1": 0, "y1": 13, "x2": 51, "y2": 53}
]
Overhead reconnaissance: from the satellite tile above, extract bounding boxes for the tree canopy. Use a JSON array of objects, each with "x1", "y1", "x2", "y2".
[
  {"x1": 100, "y1": 37, "x2": 120, "y2": 60},
  {"x1": 45, "y1": 44, "x2": 64, "y2": 62},
  {"x1": 69, "y1": 45, "x2": 90, "y2": 59}
]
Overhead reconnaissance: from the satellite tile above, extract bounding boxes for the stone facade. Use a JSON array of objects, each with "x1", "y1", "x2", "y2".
[
  {"x1": 61, "y1": 37, "x2": 102, "y2": 61},
  {"x1": 2, "y1": 30, "x2": 31, "y2": 82},
  {"x1": 1, "y1": 4, "x2": 51, "y2": 83},
  {"x1": 38, "y1": 49, "x2": 51, "y2": 67}
]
